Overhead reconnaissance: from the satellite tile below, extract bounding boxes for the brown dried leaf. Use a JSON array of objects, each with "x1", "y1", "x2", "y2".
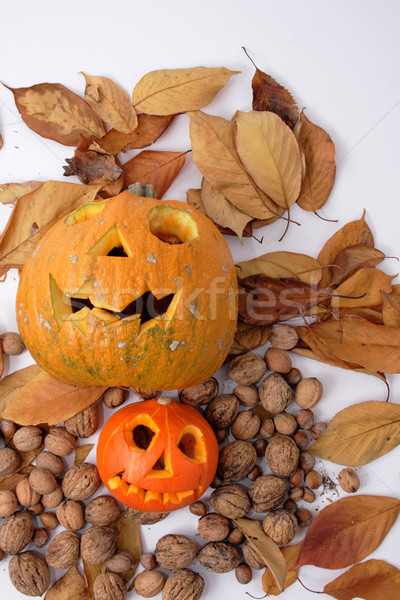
[
  {"x1": 186, "y1": 188, "x2": 206, "y2": 214},
  {"x1": 189, "y1": 111, "x2": 279, "y2": 219},
  {"x1": 74, "y1": 444, "x2": 95, "y2": 465},
  {"x1": 324, "y1": 559, "x2": 400, "y2": 600},
  {"x1": 124, "y1": 114, "x2": 175, "y2": 150},
  {"x1": 297, "y1": 495, "x2": 400, "y2": 569},
  {"x1": 227, "y1": 321, "x2": 272, "y2": 361},
  {"x1": 45, "y1": 565, "x2": 90, "y2": 600},
  {"x1": 0, "y1": 342, "x2": 3, "y2": 378},
  {"x1": 0, "y1": 364, "x2": 43, "y2": 415},
  {"x1": 236, "y1": 251, "x2": 322, "y2": 285},
  {"x1": 97, "y1": 174, "x2": 124, "y2": 199},
  {"x1": 382, "y1": 291, "x2": 400, "y2": 327},
  {"x1": 5, "y1": 82, "x2": 105, "y2": 145},
  {"x1": 331, "y1": 268, "x2": 394, "y2": 308},
  {"x1": 201, "y1": 179, "x2": 251, "y2": 241},
  {"x1": 123, "y1": 150, "x2": 187, "y2": 199},
  {"x1": 295, "y1": 110, "x2": 336, "y2": 212},
  {"x1": 330, "y1": 244, "x2": 385, "y2": 286},
  {"x1": 5, "y1": 440, "x2": 44, "y2": 476},
  {"x1": 235, "y1": 111, "x2": 302, "y2": 209},
  {"x1": 83, "y1": 563, "x2": 105, "y2": 600},
  {"x1": 63, "y1": 152, "x2": 123, "y2": 185},
  {"x1": 132, "y1": 66, "x2": 239, "y2": 115},
  {"x1": 308, "y1": 401, "x2": 400, "y2": 466},
  {"x1": 262, "y1": 542, "x2": 302, "y2": 596},
  {"x1": 82, "y1": 73, "x2": 137, "y2": 134},
  {"x1": 1, "y1": 368, "x2": 106, "y2": 426},
  {"x1": 111, "y1": 509, "x2": 142, "y2": 584},
  {"x1": 233, "y1": 517, "x2": 286, "y2": 591},
  {"x1": 0, "y1": 466, "x2": 35, "y2": 491},
  {"x1": 0, "y1": 181, "x2": 42, "y2": 205},
  {"x1": 0, "y1": 181, "x2": 101, "y2": 276}
]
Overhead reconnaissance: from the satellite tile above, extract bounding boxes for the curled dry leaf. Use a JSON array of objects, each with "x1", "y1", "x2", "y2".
[
  {"x1": 83, "y1": 563, "x2": 105, "y2": 600},
  {"x1": 74, "y1": 444, "x2": 95, "y2": 466},
  {"x1": 201, "y1": 179, "x2": 251, "y2": 241},
  {"x1": 123, "y1": 150, "x2": 188, "y2": 199},
  {"x1": 262, "y1": 542, "x2": 302, "y2": 596},
  {"x1": 294, "y1": 110, "x2": 336, "y2": 213},
  {"x1": 236, "y1": 251, "x2": 322, "y2": 285},
  {"x1": 5, "y1": 82, "x2": 105, "y2": 145},
  {"x1": 331, "y1": 268, "x2": 394, "y2": 309},
  {"x1": 296, "y1": 495, "x2": 400, "y2": 570},
  {"x1": 0, "y1": 343, "x2": 3, "y2": 378},
  {"x1": 132, "y1": 66, "x2": 239, "y2": 115},
  {"x1": 0, "y1": 466, "x2": 35, "y2": 492},
  {"x1": 0, "y1": 364, "x2": 42, "y2": 415},
  {"x1": 235, "y1": 110, "x2": 302, "y2": 210},
  {"x1": 63, "y1": 152, "x2": 123, "y2": 185},
  {"x1": 308, "y1": 401, "x2": 400, "y2": 466},
  {"x1": 329, "y1": 244, "x2": 385, "y2": 287},
  {"x1": 44, "y1": 565, "x2": 89, "y2": 600},
  {"x1": 82, "y1": 73, "x2": 138, "y2": 134},
  {"x1": 187, "y1": 188, "x2": 253, "y2": 238},
  {"x1": 0, "y1": 181, "x2": 42, "y2": 205},
  {"x1": 382, "y1": 291, "x2": 400, "y2": 327},
  {"x1": 323, "y1": 559, "x2": 400, "y2": 600},
  {"x1": 227, "y1": 321, "x2": 272, "y2": 361},
  {"x1": 233, "y1": 518, "x2": 286, "y2": 591},
  {"x1": 111, "y1": 509, "x2": 141, "y2": 585}
]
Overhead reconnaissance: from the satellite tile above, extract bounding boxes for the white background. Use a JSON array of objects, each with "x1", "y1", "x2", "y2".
[{"x1": 1, "y1": 1, "x2": 400, "y2": 598}]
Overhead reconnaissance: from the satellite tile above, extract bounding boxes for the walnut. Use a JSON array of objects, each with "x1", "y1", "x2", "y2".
[
  {"x1": 57, "y1": 499, "x2": 85, "y2": 531},
  {"x1": 93, "y1": 572, "x2": 127, "y2": 600},
  {"x1": 269, "y1": 325, "x2": 299, "y2": 350},
  {"x1": 0, "y1": 447, "x2": 21, "y2": 477},
  {"x1": 65, "y1": 403, "x2": 99, "y2": 438},
  {"x1": 204, "y1": 394, "x2": 239, "y2": 429},
  {"x1": 273, "y1": 412, "x2": 298, "y2": 436},
  {"x1": 217, "y1": 440, "x2": 257, "y2": 481},
  {"x1": 231, "y1": 410, "x2": 261, "y2": 440},
  {"x1": 162, "y1": 568, "x2": 204, "y2": 600},
  {"x1": 198, "y1": 513, "x2": 230, "y2": 542},
  {"x1": 130, "y1": 509, "x2": 169, "y2": 525},
  {"x1": 15, "y1": 477, "x2": 41, "y2": 507},
  {"x1": 228, "y1": 352, "x2": 267, "y2": 385},
  {"x1": 259, "y1": 373, "x2": 293, "y2": 415},
  {"x1": 9, "y1": 551, "x2": 50, "y2": 596},
  {"x1": 45, "y1": 426, "x2": 76, "y2": 456},
  {"x1": 62, "y1": 462, "x2": 101, "y2": 500},
  {"x1": 29, "y1": 467, "x2": 57, "y2": 494},
  {"x1": 295, "y1": 377, "x2": 323, "y2": 409},
  {"x1": 12, "y1": 425, "x2": 43, "y2": 452},
  {"x1": 262, "y1": 509, "x2": 298, "y2": 545},
  {"x1": 155, "y1": 534, "x2": 197, "y2": 570},
  {"x1": 45, "y1": 531, "x2": 80, "y2": 569},
  {"x1": 105, "y1": 550, "x2": 133, "y2": 573},
  {"x1": 338, "y1": 468, "x2": 360, "y2": 493},
  {"x1": 85, "y1": 494, "x2": 121, "y2": 526},
  {"x1": 210, "y1": 483, "x2": 251, "y2": 519},
  {"x1": 248, "y1": 474, "x2": 287, "y2": 513},
  {"x1": 132, "y1": 388, "x2": 158, "y2": 400},
  {"x1": 1, "y1": 332, "x2": 26, "y2": 355},
  {"x1": 41, "y1": 483, "x2": 64, "y2": 509},
  {"x1": 242, "y1": 540, "x2": 265, "y2": 569},
  {"x1": 0, "y1": 510, "x2": 34, "y2": 554},
  {"x1": 197, "y1": 541, "x2": 241, "y2": 573},
  {"x1": 264, "y1": 348, "x2": 292, "y2": 374},
  {"x1": 103, "y1": 387, "x2": 129, "y2": 408},
  {"x1": 265, "y1": 435, "x2": 300, "y2": 477},
  {"x1": 36, "y1": 451, "x2": 65, "y2": 478},
  {"x1": 233, "y1": 384, "x2": 259, "y2": 406},
  {"x1": 0, "y1": 489, "x2": 18, "y2": 517},
  {"x1": 179, "y1": 377, "x2": 219, "y2": 406},
  {"x1": 134, "y1": 570, "x2": 165, "y2": 597},
  {"x1": 81, "y1": 525, "x2": 117, "y2": 564}
]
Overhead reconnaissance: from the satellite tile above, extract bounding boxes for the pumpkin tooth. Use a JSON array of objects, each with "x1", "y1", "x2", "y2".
[
  {"x1": 176, "y1": 490, "x2": 195, "y2": 503},
  {"x1": 162, "y1": 492, "x2": 179, "y2": 505},
  {"x1": 144, "y1": 490, "x2": 162, "y2": 504},
  {"x1": 128, "y1": 484, "x2": 145, "y2": 502},
  {"x1": 108, "y1": 475, "x2": 122, "y2": 489}
]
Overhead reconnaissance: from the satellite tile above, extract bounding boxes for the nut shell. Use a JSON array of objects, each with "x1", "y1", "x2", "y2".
[
  {"x1": 210, "y1": 483, "x2": 251, "y2": 519},
  {"x1": 264, "y1": 348, "x2": 292, "y2": 374},
  {"x1": 295, "y1": 377, "x2": 323, "y2": 409},
  {"x1": 41, "y1": 483, "x2": 64, "y2": 509},
  {"x1": 57, "y1": 499, "x2": 85, "y2": 531},
  {"x1": 217, "y1": 440, "x2": 257, "y2": 481},
  {"x1": 1, "y1": 332, "x2": 26, "y2": 355},
  {"x1": 198, "y1": 513, "x2": 230, "y2": 542},
  {"x1": 102, "y1": 387, "x2": 129, "y2": 408},
  {"x1": 29, "y1": 467, "x2": 57, "y2": 494},
  {"x1": 155, "y1": 534, "x2": 197, "y2": 570},
  {"x1": 65, "y1": 403, "x2": 99, "y2": 438},
  {"x1": 269, "y1": 325, "x2": 299, "y2": 350},
  {"x1": 262, "y1": 509, "x2": 298, "y2": 545},
  {"x1": 0, "y1": 510, "x2": 34, "y2": 554},
  {"x1": 134, "y1": 570, "x2": 165, "y2": 597},
  {"x1": 249, "y1": 474, "x2": 287, "y2": 513},
  {"x1": 0, "y1": 447, "x2": 21, "y2": 477},
  {"x1": 105, "y1": 550, "x2": 133, "y2": 573},
  {"x1": 204, "y1": 394, "x2": 239, "y2": 429},
  {"x1": 36, "y1": 451, "x2": 65, "y2": 478},
  {"x1": 162, "y1": 568, "x2": 204, "y2": 600},
  {"x1": 259, "y1": 373, "x2": 292, "y2": 415},
  {"x1": 228, "y1": 352, "x2": 267, "y2": 385},
  {"x1": 85, "y1": 494, "x2": 121, "y2": 526},
  {"x1": 45, "y1": 426, "x2": 76, "y2": 456},
  {"x1": 197, "y1": 541, "x2": 241, "y2": 573},
  {"x1": 81, "y1": 526, "x2": 117, "y2": 565},
  {"x1": 233, "y1": 385, "x2": 259, "y2": 406},
  {"x1": 0, "y1": 489, "x2": 18, "y2": 517},
  {"x1": 15, "y1": 477, "x2": 41, "y2": 507},
  {"x1": 9, "y1": 551, "x2": 50, "y2": 596},
  {"x1": 179, "y1": 377, "x2": 219, "y2": 406},
  {"x1": 265, "y1": 435, "x2": 300, "y2": 477},
  {"x1": 93, "y1": 572, "x2": 127, "y2": 600},
  {"x1": 338, "y1": 468, "x2": 360, "y2": 493},
  {"x1": 13, "y1": 426, "x2": 43, "y2": 452},
  {"x1": 242, "y1": 540, "x2": 265, "y2": 569},
  {"x1": 45, "y1": 531, "x2": 80, "y2": 569},
  {"x1": 231, "y1": 410, "x2": 261, "y2": 440},
  {"x1": 62, "y1": 462, "x2": 101, "y2": 500}
]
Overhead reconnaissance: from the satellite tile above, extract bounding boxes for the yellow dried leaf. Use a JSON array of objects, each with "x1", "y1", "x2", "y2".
[
  {"x1": 330, "y1": 244, "x2": 385, "y2": 286},
  {"x1": 235, "y1": 110, "x2": 302, "y2": 209},
  {"x1": 133, "y1": 66, "x2": 238, "y2": 115},
  {"x1": 332, "y1": 268, "x2": 394, "y2": 308},
  {"x1": 201, "y1": 179, "x2": 251, "y2": 241},
  {"x1": 186, "y1": 188, "x2": 206, "y2": 214},
  {"x1": 0, "y1": 364, "x2": 43, "y2": 415},
  {"x1": 82, "y1": 73, "x2": 138, "y2": 134},
  {"x1": 83, "y1": 563, "x2": 105, "y2": 600},
  {"x1": 0, "y1": 181, "x2": 42, "y2": 205},
  {"x1": 0, "y1": 467, "x2": 35, "y2": 491},
  {"x1": 382, "y1": 291, "x2": 400, "y2": 327},
  {"x1": 111, "y1": 509, "x2": 142, "y2": 584},
  {"x1": 74, "y1": 444, "x2": 95, "y2": 465},
  {"x1": 262, "y1": 542, "x2": 302, "y2": 596},
  {"x1": 236, "y1": 251, "x2": 322, "y2": 285},
  {"x1": 45, "y1": 565, "x2": 89, "y2": 600}
]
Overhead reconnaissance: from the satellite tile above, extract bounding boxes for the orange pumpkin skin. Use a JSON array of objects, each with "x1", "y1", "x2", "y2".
[
  {"x1": 96, "y1": 397, "x2": 219, "y2": 512},
  {"x1": 16, "y1": 192, "x2": 237, "y2": 390}
]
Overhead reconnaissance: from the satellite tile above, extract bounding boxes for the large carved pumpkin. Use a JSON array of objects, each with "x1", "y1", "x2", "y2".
[
  {"x1": 97, "y1": 397, "x2": 219, "y2": 512},
  {"x1": 16, "y1": 192, "x2": 237, "y2": 389}
]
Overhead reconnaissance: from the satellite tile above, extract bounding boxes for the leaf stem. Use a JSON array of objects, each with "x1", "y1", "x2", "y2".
[
  {"x1": 242, "y1": 47, "x2": 258, "y2": 70},
  {"x1": 297, "y1": 577, "x2": 323, "y2": 594}
]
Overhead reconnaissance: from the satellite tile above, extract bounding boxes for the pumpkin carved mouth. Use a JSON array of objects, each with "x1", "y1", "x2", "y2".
[{"x1": 107, "y1": 475, "x2": 198, "y2": 507}]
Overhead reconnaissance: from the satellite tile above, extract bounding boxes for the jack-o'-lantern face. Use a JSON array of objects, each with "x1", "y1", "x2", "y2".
[
  {"x1": 16, "y1": 192, "x2": 238, "y2": 390},
  {"x1": 97, "y1": 397, "x2": 219, "y2": 512}
]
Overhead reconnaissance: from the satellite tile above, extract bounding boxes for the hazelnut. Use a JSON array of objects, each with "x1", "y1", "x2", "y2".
[
  {"x1": 265, "y1": 435, "x2": 300, "y2": 478},
  {"x1": 295, "y1": 377, "x2": 323, "y2": 409},
  {"x1": 135, "y1": 570, "x2": 165, "y2": 597},
  {"x1": 9, "y1": 551, "x2": 50, "y2": 596},
  {"x1": 198, "y1": 541, "x2": 241, "y2": 573},
  {"x1": 42, "y1": 483, "x2": 64, "y2": 509},
  {"x1": 273, "y1": 412, "x2": 297, "y2": 436},
  {"x1": 155, "y1": 534, "x2": 197, "y2": 570},
  {"x1": 289, "y1": 468, "x2": 305, "y2": 487},
  {"x1": 296, "y1": 409, "x2": 314, "y2": 430},
  {"x1": 247, "y1": 464, "x2": 262, "y2": 481},
  {"x1": 28, "y1": 502, "x2": 44, "y2": 516},
  {"x1": 210, "y1": 483, "x2": 251, "y2": 519},
  {"x1": 40, "y1": 512, "x2": 59, "y2": 530},
  {"x1": 264, "y1": 348, "x2": 292, "y2": 374},
  {"x1": 103, "y1": 387, "x2": 129, "y2": 408},
  {"x1": 0, "y1": 510, "x2": 34, "y2": 554},
  {"x1": 93, "y1": 572, "x2": 127, "y2": 600},
  {"x1": 228, "y1": 528, "x2": 244, "y2": 545},
  {"x1": 305, "y1": 470, "x2": 322, "y2": 489},
  {"x1": 36, "y1": 451, "x2": 65, "y2": 478},
  {"x1": 217, "y1": 440, "x2": 257, "y2": 482},
  {"x1": 62, "y1": 462, "x2": 101, "y2": 500},
  {"x1": 0, "y1": 489, "x2": 18, "y2": 517},
  {"x1": 214, "y1": 427, "x2": 228, "y2": 442},
  {"x1": 235, "y1": 563, "x2": 252, "y2": 584},
  {"x1": 293, "y1": 431, "x2": 309, "y2": 450},
  {"x1": 162, "y1": 568, "x2": 204, "y2": 600},
  {"x1": 85, "y1": 494, "x2": 121, "y2": 526},
  {"x1": 198, "y1": 513, "x2": 230, "y2": 541},
  {"x1": 303, "y1": 487, "x2": 316, "y2": 503},
  {"x1": 140, "y1": 553, "x2": 158, "y2": 571},
  {"x1": 299, "y1": 452, "x2": 316, "y2": 472},
  {"x1": 106, "y1": 551, "x2": 133, "y2": 573},
  {"x1": 15, "y1": 477, "x2": 41, "y2": 507},
  {"x1": 269, "y1": 325, "x2": 299, "y2": 350},
  {"x1": 284, "y1": 367, "x2": 302, "y2": 386},
  {"x1": 248, "y1": 474, "x2": 287, "y2": 513},
  {"x1": 259, "y1": 418, "x2": 275, "y2": 439},
  {"x1": 13, "y1": 425, "x2": 43, "y2": 452},
  {"x1": 0, "y1": 447, "x2": 21, "y2": 477},
  {"x1": 65, "y1": 403, "x2": 99, "y2": 438},
  {"x1": 311, "y1": 422, "x2": 328, "y2": 440},
  {"x1": 262, "y1": 509, "x2": 298, "y2": 545},
  {"x1": 179, "y1": 377, "x2": 219, "y2": 406},
  {"x1": 283, "y1": 498, "x2": 297, "y2": 513},
  {"x1": 189, "y1": 501, "x2": 207, "y2": 517},
  {"x1": 29, "y1": 467, "x2": 57, "y2": 495},
  {"x1": 228, "y1": 352, "x2": 267, "y2": 385},
  {"x1": 204, "y1": 394, "x2": 239, "y2": 429},
  {"x1": 259, "y1": 373, "x2": 292, "y2": 415},
  {"x1": 33, "y1": 528, "x2": 49, "y2": 548},
  {"x1": 0, "y1": 419, "x2": 17, "y2": 438},
  {"x1": 45, "y1": 426, "x2": 76, "y2": 456},
  {"x1": 253, "y1": 439, "x2": 268, "y2": 457},
  {"x1": 242, "y1": 540, "x2": 265, "y2": 569},
  {"x1": 57, "y1": 499, "x2": 85, "y2": 531},
  {"x1": 338, "y1": 468, "x2": 360, "y2": 493},
  {"x1": 81, "y1": 526, "x2": 118, "y2": 565},
  {"x1": 289, "y1": 486, "x2": 304, "y2": 501},
  {"x1": 231, "y1": 410, "x2": 261, "y2": 440},
  {"x1": 46, "y1": 531, "x2": 80, "y2": 569},
  {"x1": 1, "y1": 332, "x2": 26, "y2": 355},
  {"x1": 233, "y1": 385, "x2": 259, "y2": 407},
  {"x1": 296, "y1": 507, "x2": 313, "y2": 526}
]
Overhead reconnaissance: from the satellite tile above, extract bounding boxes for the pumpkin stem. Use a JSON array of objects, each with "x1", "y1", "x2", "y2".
[
  {"x1": 157, "y1": 396, "x2": 172, "y2": 405},
  {"x1": 127, "y1": 182, "x2": 157, "y2": 198}
]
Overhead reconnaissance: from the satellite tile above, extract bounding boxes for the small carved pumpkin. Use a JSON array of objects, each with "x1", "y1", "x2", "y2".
[
  {"x1": 16, "y1": 191, "x2": 237, "y2": 390},
  {"x1": 96, "y1": 397, "x2": 219, "y2": 512}
]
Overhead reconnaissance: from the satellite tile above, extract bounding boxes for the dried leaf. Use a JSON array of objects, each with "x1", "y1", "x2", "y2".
[
  {"x1": 82, "y1": 73, "x2": 138, "y2": 134},
  {"x1": 74, "y1": 444, "x2": 95, "y2": 465},
  {"x1": 189, "y1": 111, "x2": 279, "y2": 219},
  {"x1": 0, "y1": 181, "x2": 101, "y2": 276},
  {"x1": 63, "y1": 152, "x2": 123, "y2": 185},
  {"x1": 132, "y1": 66, "x2": 238, "y2": 115},
  {"x1": 0, "y1": 132, "x2": 2, "y2": 149},
  {"x1": 0, "y1": 342, "x2": 3, "y2": 378},
  {"x1": 330, "y1": 244, "x2": 385, "y2": 286},
  {"x1": 124, "y1": 114, "x2": 175, "y2": 150},
  {"x1": 0, "y1": 181, "x2": 42, "y2": 205},
  {"x1": 308, "y1": 401, "x2": 400, "y2": 466},
  {"x1": 295, "y1": 110, "x2": 336, "y2": 212},
  {"x1": 324, "y1": 559, "x2": 400, "y2": 600},
  {"x1": 0, "y1": 466, "x2": 35, "y2": 491},
  {"x1": 6, "y1": 82, "x2": 105, "y2": 145},
  {"x1": 1, "y1": 368, "x2": 106, "y2": 426},
  {"x1": 186, "y1": 188, "x2": 206, "y2": 214},
  {"x1": 201, "y1": 179, "x2": 251, "y2": 241},
  {"x1": 233, "y1": 517, "x2": 286, "y2": 591},
  {"x1": 382, "y1": 291, "x2": 400, "y2": 327},
  {"x1": 227, "y1": 321, "x2": 272, "y2": 361},
  {"x1": 111, "y1": 509, "x2": 142, "y2": 584},
  {"x1": 5, "y1": 440, "x2": 44, "y2": 476},
  {"x1": 318, "y1": 211, "x2": 374, "y2": 287},
  {"x1": 45, "y1": 565, "x2": 90, "y2": 600},
  {"x1": 235, "y1": 110, "x2": 302, "y2": 209},
  {"x1": 236, "y1": 251, "x2": 322, "y2": 285},
  {"x1": 262, "y1": 542, "x2": 302, "y2": 596},
  {"x1": 123, "y1": 150, "x2": 187, "y2": 199},
  {"x1": 0, "y1": 364, "x2": 43, "y2": 415},
  {"x1": 83, "y1": 563, "x2": 105, "y2": 600},
  {"x1": 331, "y1": 268, "x2": 394, "y2": 308}
]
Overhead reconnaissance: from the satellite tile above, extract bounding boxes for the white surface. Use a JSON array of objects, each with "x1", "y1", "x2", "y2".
[{"x1": 1, "y1": 1, "x2": 400, "y2": 598}]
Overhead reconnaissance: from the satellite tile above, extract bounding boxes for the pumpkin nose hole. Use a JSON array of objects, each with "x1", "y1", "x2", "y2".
[
  {"x1": 178, "y1": 433, "x2": 196, "y2": 459},
  {"x1": 153, "y1": 454, "x2": 166, "y2": 470},
  {"x1": 132, "y1": 425, "x2": 155, "y2": 449},
  {"x1": 107, "y1": 245, "x2": 128, "y2": 257},
  {"x1": 147, "y1": 206, "x2": 198, "y2": 244}
]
